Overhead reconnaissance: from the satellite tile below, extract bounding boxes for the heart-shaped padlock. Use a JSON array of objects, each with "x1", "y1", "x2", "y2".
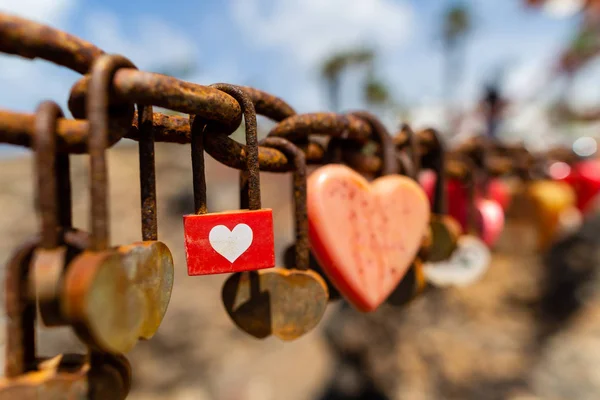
[
  {"x1": 0, "y1": 238, "x2": 131, "y2": 400},
  {"x1": 61, "y1": 55, "x2": 149, "y2": 354},
  {"x1": 308, "y1": 112, "x2": 430, "y2": 311},
  {"x1": 223, "y1": 137, "x2": 328, "y2": 340},
  {"x1": 559, "y1": 159, "x2": 600, "y2": 213},
  {"x1": 24, "y1": 101, "x2": 134, "y2": 398},
  {"x1": 525, "y1": 179, "x2": 580, "y2": 249},
  {"x1": 116, "y1": 103, "x2": 174, "y2": 340},
  {"x1": 183, "y1": 85, "x2": 275, "y2": 275},
  {"x1": 488, "y1": 178, "x2": 511, "y2": 212}
]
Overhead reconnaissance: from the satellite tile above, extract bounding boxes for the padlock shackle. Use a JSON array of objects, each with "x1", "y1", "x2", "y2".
[
  {"x1": 34, "y1": 101, "x2": 72, "y2": 249},
  {"x1": 87, "y1": 54, "x2": 137, "y2": 251},
  {"x1": 192, "y1": 84, "x2": 261, "y2": 214},
  {"x1": 138, "y1": 105, "x2": 158, "y2": 241},
  {"x1": 4, "y1": 240, "x2": 38, "y2": 377},
  {"x1": 259, "y1": 137, "x2": 308, "y2": 270},
  {"x1": 419, "y1": 128, "x2": 447, "y2": 215},
  {"x1": 348, "y1": 111, "x2": 396, "y2": 176},
  {"x1": 456, "y1": 154, "x2": 478, "y2": 236},
  {"x1": 395, "y1": 123, "x2": 419, "y2": 180}
]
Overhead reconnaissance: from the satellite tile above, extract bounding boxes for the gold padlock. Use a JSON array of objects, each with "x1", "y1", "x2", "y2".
[
  {"x1": 526, "y1": 179, "x2": 579, "y2": 250},
  {"x1": 61, "y1": 55, "x2": 147, "y2": 354},
  {"x1": 0, "y1": 238, "x2": 131, "y2": 400}
]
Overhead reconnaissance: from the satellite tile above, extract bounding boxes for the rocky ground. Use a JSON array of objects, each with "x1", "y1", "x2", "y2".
[{"x1": 0, "y1": 141, "x2": 600, "y2": 399}]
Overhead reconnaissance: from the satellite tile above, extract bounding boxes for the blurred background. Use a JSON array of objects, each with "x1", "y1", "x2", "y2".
[{"x1": 0, "y1": 0, "x2": 600, "y2": 399}]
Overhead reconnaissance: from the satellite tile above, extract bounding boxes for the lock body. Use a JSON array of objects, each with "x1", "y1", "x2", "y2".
[
  {"x1": 184, "y1": 209, "x2": 275, "y2": 275},
  {"x1": 427, "y1": 215, "x2": 462, "y2": 262}
]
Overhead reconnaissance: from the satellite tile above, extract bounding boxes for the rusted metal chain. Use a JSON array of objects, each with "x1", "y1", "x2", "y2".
[
  {"x1": 241, "y1": 86, "x2": 296, "y2": 121},
  {"x1": 0, "y1": 13, "x2": 105, "y2": 74},
  {"x1": 70, "y1": 71, "x2": 243, "y2": 133},
  {"x1": 269, "y1": 113, "x2": 372, "y2": 143},
  {"x1": 0, "y1": 109, "x2": 191, "y2": 152}
]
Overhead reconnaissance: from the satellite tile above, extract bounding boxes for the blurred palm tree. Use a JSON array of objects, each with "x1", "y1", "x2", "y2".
[
  {"x1": 442, "y1": 3, "x2": 472, "y2": 102},
  {"x1": 363, "y1": 75, "x2": 391, "y2": 108},
  {"x1": 321, "y1": 49, "x2": 375, "y2": 111}
]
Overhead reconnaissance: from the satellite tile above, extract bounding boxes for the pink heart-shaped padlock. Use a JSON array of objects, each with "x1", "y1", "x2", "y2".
[{"x1": 308, "y1": 164, "x2": 430, "y2": 311}]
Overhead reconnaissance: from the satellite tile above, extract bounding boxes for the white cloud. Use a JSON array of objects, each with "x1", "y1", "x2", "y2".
[
  {"x1": 0, "y1": 0, "x2": 79, "y2": 112},
  {"x1": 567, "y1": 57, "x2": 600, "y2": 109},
  {"x1": 0, "y1": 4, "x2": 198, "y2": 116},
  {"x1": 504, "y1": 57, "x2": 556, "y2": 101},
  {"x1": 230, "y1": 0, "x2": 413, "y2": 67},
  {"x1": 84, "y1": 11, "x2": 197, "y2": 72},
  {"x1": 0, "y1": 0, "x2": 75, "y2": 26}
]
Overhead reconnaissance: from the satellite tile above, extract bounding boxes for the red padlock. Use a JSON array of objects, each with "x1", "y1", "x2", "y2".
[
  {"x1": 419, "y1": 171, "x2": 470, "y2": 231},
  {"x1": 558, "y1": 159, "x2": 600, "y2": 213},
  {"x1": 183, "y1": 86, "x2": 275, "y2": 275},
  {"x1": 487, "y1": 178, "x2": 511, "y2": 212}
]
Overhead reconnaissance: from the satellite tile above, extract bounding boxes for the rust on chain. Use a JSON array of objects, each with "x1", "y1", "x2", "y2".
[
  {"x1": 0, "y1": 109, "x2": 181, "y2": 152},
  {"x1": 269, "y1": 113, "x2": 372, "y2": 143},
  {"x1": 212, "y1": 83, "x2": 262, "y2": 210},
  {"x1": 0, "y1": 13, "x2": 105, "y2": 74},
  {"x1": 345, "y1": 111, "x2": 396, "y2": 176},
  {"x1": 260, "y1": 137, "x2": 308, "y2": 270},
  {"x1": 241, "y1": 86, "x2": 296, "y2": 121},
  {"x1": 339, "y1": 150, "x2": 382, "y2": 174},
  {"x1": 204, "y1": 133, "x2": 326, "y2": 172},
  {"x1": 0, "y1": 107, "x2": 133, "y2": 153},
  {"x1": 0, "y1": 108, "x2": 328, "y2": 171},
  {"x1": 69, "y1": 70, "x2": 243, "y2": 133}
]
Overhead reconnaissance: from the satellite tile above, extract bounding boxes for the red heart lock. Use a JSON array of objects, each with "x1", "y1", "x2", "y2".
[
  {"x1": 184, "y1": 210, "x2": 275, "y2": 275},
  {"x1": 420, "y1": 167, "x2": 504, "y2": 246},
  {"x1": 475, "y1": 198, "x2": 505, "y2": 247},
  {"x1": 565, "y1": 160, "x2": 600, "y2": 213},
  {"x1": 308, "y1": 164, "x2": 430, "y2": 311},
  {"x1": 487, "y1": 179, "x2": 511, "y2": 212},
  {"x1": 419, "y1": 171, "x2": 470, "y2": 231},
  {"x1": 418, "y1": 170, "x2": 436, "y2": 200},
  {"x1": 183, "y1": 86, "x2": 275, "y2": 276}
]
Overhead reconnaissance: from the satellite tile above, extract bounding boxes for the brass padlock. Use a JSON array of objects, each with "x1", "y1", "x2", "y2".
[
  {"x1": 115, "y1": 103, "x2": 174, "y2": 340},
  {"x1": 420, "y1": 129, "x2": 461, "y2": 263},
  {"x1": 61, "y1": 55, "x2": 147, "y2": 354},
  {"x1": 0, "y1": 239, "x2": 131, "y2": 399},
  {"x1": 526, "y1": 179, "x2": 579, "y2": 250},
  {"x1": 223, "y1": 137, "x2": 329, "y2": 340}
]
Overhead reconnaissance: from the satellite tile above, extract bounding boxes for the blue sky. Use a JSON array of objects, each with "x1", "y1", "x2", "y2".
[{"x1": 0, "y1": 0, "x2": 595, "y2": 148}]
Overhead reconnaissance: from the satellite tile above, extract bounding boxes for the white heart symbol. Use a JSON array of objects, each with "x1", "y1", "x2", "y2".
[{"x1": 209, "y1": 224, "x2": 253, "y2": 263}]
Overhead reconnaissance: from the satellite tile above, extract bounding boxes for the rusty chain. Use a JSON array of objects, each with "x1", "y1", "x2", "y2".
[{"x1": 0, "y1": 11, "x2": 589, "y2": 399}]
